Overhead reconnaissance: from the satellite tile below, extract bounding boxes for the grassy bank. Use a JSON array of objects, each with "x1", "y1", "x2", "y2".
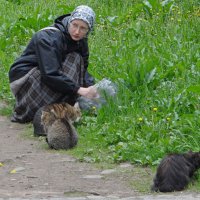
[{"x1": 0, "y1": 0, "x2": 200, "y2": 166}]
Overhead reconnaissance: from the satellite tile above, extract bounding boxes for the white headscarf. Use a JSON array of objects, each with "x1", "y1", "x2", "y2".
[{"x1": 68, "y1": 5, "x2": 95, "y2": 31}]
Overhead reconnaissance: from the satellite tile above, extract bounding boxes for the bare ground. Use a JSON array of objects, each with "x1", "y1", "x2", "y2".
[
  {"x1": 0, "y1": 113, "x2": 154, "y2": 199},
  {"x1": 1, "y1": 99, "x2": 200, "y2": 200}
]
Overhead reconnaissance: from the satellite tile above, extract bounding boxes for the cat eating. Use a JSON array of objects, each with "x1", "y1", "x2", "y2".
[{"x1": 33, "y1": 102, "x2": 81, "y2": 150}]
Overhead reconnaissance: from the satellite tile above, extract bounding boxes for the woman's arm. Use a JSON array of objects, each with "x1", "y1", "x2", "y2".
[{"x1": 34, "y1": 30, "x2": 80, "y2": 95}]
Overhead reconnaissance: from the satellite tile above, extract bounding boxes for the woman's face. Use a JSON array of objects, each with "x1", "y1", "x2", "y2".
[{"x1": 68, "y1": 19, "x2": 89, "y2": 41}]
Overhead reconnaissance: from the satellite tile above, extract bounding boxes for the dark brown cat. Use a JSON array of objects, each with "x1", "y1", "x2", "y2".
[
  {"x1": 151, "y1": 151, "x2": 200, "y2": 192},
  {"x1": 33, "y1": 105, "x2": 47, "y2": 136}
]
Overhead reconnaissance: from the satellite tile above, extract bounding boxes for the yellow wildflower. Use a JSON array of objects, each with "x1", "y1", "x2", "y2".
[
  {"x1": 138, "y1": 117, "x2": 143, "y2": 122},
  {"x1": 153, "y1": 107, "x2": 158, "y2": 112},
  {"x1": 166, "y1": 117, "x2": 171, "y2": 121}
]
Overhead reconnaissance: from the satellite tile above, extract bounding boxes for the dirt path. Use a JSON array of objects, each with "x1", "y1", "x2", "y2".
[
  {"x1": 0, "y1": 109, "x2": 200, "y2": 200},
  {"x1": 0, "y1": 114, "x2": 148, "y2": 198}
]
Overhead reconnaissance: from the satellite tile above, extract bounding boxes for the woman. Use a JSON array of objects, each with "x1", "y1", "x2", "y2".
[{"x1": 9, "y1": 5, "x2": 98, "y2": 123}]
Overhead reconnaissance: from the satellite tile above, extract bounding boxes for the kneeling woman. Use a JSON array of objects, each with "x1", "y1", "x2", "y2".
[{"x1": 9, "y1": 5, "x2": 98, "y2": 123}]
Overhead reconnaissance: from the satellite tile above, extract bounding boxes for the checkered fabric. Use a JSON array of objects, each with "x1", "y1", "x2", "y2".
[{"x1": 10, "y1": 52, "x2": 84, "y2": 123}]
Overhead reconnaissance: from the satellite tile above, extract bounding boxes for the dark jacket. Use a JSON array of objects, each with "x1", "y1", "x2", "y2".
[{"x1": 9, "y1": 14, "x2": 94, "y2": 95}]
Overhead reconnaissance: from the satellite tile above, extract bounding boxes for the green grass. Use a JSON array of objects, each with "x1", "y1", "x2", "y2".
[{"x1": 1, "y1": 0, "x2": 200, "y2": 166}]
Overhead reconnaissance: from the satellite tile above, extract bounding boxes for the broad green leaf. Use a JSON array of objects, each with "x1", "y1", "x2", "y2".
[{"x1": 187, "y1": 85, "x2": 200, "y2": 94}]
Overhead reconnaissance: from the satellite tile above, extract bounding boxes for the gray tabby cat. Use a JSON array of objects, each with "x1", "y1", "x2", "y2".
[{"x1": 35, "y1": 102, "x2": 81, "y2": 150}]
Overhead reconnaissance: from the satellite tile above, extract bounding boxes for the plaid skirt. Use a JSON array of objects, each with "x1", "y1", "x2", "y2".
[{"x1": 10, "y1": 52, "x2": 84, "y2": 123}]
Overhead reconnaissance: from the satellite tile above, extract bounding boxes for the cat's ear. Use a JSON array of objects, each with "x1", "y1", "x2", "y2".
[
  {"x1": 51, "y1": 108, "x2": 58, "y2": 118},
  {"x1": 41, "y1": 110, "x2": 48, "y2": 115},
  {"x1": 41, "y1": 111, "x2": 48, "y2": 119},
  {"x1": 74, "y1": 102, "x2": 80, "y2": 109}
]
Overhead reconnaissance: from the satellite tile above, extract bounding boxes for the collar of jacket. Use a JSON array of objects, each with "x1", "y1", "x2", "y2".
[
  {"x1": 54, "y1": 14, "x2": 70, "y2": 34},
  {"x1": 54, "y1": 14, "x2": 77, "y2": 43}
]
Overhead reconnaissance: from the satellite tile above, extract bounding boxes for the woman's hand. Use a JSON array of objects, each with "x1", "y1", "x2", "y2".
[{"x1": 77, "y1": 86, "x2": 99, "y2": 99}]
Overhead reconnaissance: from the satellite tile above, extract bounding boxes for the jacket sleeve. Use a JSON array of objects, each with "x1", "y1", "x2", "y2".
[
  {"x1": 34, "y1": 30, "x2": 80, "y2": 95},
  {"x1": 78, "y1": 38, "x2": 89, "y2": 69}
]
